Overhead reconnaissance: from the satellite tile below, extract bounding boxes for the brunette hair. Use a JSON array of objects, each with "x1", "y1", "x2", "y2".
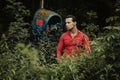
[{"x1": 65, "y1": 15, "x2": 77, "y2": 22}]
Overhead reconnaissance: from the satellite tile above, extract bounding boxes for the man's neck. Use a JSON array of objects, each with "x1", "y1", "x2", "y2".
[
  {"x1": 70, "y1": 27, "x2": 78, "y2": 38},
  {"x1": 70, "y1": 27, "x2": 77, "y2": 34}
]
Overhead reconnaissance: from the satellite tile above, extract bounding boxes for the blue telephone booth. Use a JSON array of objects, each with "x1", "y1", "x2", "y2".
[{"x1": 32, "y1": 9, "x2": 62, "y2": 40}]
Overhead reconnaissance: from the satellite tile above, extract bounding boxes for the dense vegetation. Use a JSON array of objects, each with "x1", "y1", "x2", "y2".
[{"x1": 0, "y1": 0, "x2": 120, "y2": 80}]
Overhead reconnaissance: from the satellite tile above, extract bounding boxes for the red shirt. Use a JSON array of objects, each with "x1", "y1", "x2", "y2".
[{"x1": 56, "y1": 30, "x2": 90, "y2": 57}]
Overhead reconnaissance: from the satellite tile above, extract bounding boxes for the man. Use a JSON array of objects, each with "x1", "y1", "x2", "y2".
[{"x1": 56, "y1": 15, "x2": 91, "y2": 59}]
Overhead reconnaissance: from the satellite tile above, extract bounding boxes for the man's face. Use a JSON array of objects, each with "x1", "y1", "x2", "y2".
[{"x1": 65, "y1": 18, "x2": 76, "y2": 31}]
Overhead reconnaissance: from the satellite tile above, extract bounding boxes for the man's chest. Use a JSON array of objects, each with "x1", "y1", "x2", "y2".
[{"x1": 63, "y1": 35, "x2": 83, "y2": 46}]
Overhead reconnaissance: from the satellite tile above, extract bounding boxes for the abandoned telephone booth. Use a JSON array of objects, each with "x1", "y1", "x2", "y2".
[{"x1": 32, "y1": 9, "x2": 62, "y2": 40}]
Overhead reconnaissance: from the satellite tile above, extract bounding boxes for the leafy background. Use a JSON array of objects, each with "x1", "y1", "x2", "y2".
[{"x1": 0, "y1": 0, "x2": 120, "y2": 80}]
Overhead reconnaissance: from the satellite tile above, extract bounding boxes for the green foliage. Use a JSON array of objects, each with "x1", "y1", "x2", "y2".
[
  {"x1": 81, "y1": 10, "x2": 100, "y2": 40},
  {"x1": 5, "y1": 0, "x2": 30, "y2": 20},
  {"x1": 0, "y1": 43, "x2": 45, "y2": 80},
  {"x1": 0, "y1": 0, "x2": 120, "y2": 80},
  {"x1": 3, "y1": 0, "x2": 31, "y2": 44}
]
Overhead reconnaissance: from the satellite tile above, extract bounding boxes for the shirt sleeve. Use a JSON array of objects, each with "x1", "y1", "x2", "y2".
[
  {"x1": 83, "y1": 34, "x2": 91, "y2": 53},
  {"x1": 56, "y1": 35, "x2": 64, "y2": 57}
]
